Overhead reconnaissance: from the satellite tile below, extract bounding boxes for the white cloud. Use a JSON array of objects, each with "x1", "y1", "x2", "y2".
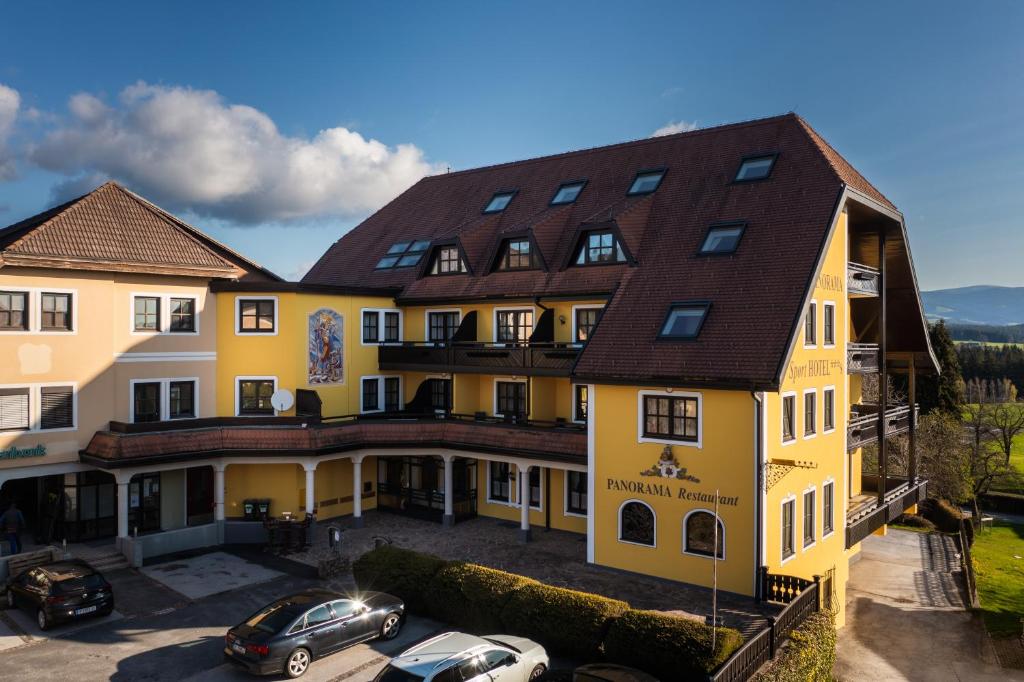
[
  {"x1": 30, "y1": 82, "x2": 441, "y2": 223},
  {"x1": 651, "y1": 120, "x2": 699, "y2": 137},
  {"x1": 0, "y1": 83, "x2": 21, "y2": 180}
]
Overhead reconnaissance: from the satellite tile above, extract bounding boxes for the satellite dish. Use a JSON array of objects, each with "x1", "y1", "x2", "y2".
[{"x1": 271, "y1": 389, "x2": 294, "y2": 413}]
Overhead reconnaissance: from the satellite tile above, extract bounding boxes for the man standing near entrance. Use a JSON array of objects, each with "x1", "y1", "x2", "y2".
[{"x1": 2, "y1": 502, "x2": 25, "y2": 555}]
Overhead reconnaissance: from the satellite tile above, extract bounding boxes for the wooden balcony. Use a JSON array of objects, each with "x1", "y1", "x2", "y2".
[
  {"x1": 847, "y1": 404, "x2": 916, "y2": 450},
  {"x1": 848, "y1": 262, "x2": 880, "y2": 296},
  {"x1": 847, "y1": 343, "x2": 880, "y2": 374},
  {"x1": 846, "y1": 477, "x2": 928, "y2": 549},
  {"x1": 378, "y1": 342, "x2": 581, "y2": 377}
]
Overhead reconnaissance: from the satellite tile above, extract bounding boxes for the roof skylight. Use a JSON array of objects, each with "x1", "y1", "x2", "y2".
[
  {"x1": 551, "y1": 181, "x2": 586, "y2": 205},
  {"x1": 483, "y1": 191, "x2": 516, "y2": 214},
  {"x1": 659, "y1": 303, "x2": 710, "y2": 339},
  {"x1": 699, "y1": 222, "x2": 746, "y2": 255},
  {"x1": 627, "y1": 170, "x2": 665, "y2": 195},
  {"x1": 734, "y1": 154, "x2": 777, "y2": 182},
  {"x1": 375, "y1": 239, "x2": 431, "y2": 269}
]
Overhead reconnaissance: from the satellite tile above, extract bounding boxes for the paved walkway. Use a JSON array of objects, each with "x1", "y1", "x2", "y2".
[{"x1": 835, "y1": 530, "x2": 1023, "y2": 681}]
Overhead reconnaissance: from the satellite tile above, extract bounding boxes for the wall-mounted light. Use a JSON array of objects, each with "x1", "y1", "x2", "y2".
[
  {"x1": 666, "y1": 387, "x2": 674, "y2": 393},
  {"x1": 559, "y1": 315, "x2": 566, "y2": 325}
]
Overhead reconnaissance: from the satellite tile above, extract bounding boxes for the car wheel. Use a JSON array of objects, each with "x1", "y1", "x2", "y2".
[
  {"x1": 36, "y1": 609, "x2": 50, "y2": 631},
  {"x1": 379, "y1": 612, "x2": 401, "y2": 640},
  {"x1": 529, "y1": 664, "x2": 546, "y2": 680},
  {"x1": 284, "y1": 648, "x2": 311, "y2": 678}
]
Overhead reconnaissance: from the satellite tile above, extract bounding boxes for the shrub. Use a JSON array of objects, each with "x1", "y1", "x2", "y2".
[
  {"x1": 962, "y1": 516, "x2": 975, "y2": 547},
  {"x1": 919, "y1": 498, "x2": 963, "y2": 532},
  {"x1": 426, "y1": 562, "x2": 537, "y2": 632},
  {"x1": 502, "y1": 583, "x2": 629, "y2": 659},
  {"x1": 754, "y1": 610, "x2": 836, "y2": 682},
  {"x1": 894, "y1": 514, "x2": 936, "y2": 530},
  {"x1": 603, "y1": 609, "x2": 742, "y2": 679},
  {"x1": 351, "y1": 545, "x2": 447, "y2": 614}
]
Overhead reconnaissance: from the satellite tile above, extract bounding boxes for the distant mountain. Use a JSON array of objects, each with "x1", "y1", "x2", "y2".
[{"x1": 921, "y1": 285, "x2": 1024, "y2": 326}]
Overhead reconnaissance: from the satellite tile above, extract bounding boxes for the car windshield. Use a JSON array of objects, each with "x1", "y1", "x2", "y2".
[
  {"x1": 54, "y1": 573, "x2": 105, "y2": 594},
  {"x1": 245, "y1": 603, "x2": 300, "y2": 634},
  {"x1": 372, "y1": 664, "x2": 425, "y2": 682}
]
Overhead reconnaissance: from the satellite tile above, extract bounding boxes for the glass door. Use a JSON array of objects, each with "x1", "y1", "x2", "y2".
[{"x1": 129, "y1": 473, "x2": 161, "y2": 534}]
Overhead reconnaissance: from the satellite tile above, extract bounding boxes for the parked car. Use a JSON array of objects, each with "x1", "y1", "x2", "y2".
[
  {"x1": 224, "y1": 588, "x2": 405, "y2": 678},
  {"x1": 3, "y1": 559, "x2": 114, "y2": 631},
  {"x1": 373, "y1": 631, "x2": 549, "y2": 682},
  {"x1": 573, "y1": 664, "x2": 659, "y2": 682}
]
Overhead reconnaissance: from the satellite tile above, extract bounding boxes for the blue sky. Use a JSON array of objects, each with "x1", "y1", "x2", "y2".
[{"x1": 0, "y1": 1, "x2": 1021, "y2": 289}]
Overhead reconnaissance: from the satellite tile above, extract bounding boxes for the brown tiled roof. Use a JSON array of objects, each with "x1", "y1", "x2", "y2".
[
  {"x1": 303, "y1": 114, "x2": 900, "y2": 388},
  {"x1": 0, "y1": 182, "x2": 280, "y2": 280}
]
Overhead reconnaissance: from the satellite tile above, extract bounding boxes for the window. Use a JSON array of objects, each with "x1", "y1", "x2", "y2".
[
  {"x1": 528, "y1": 468, "x2": 541, "y2": 508},
  {"x1": 375, "y1": 240, "x2": 431, "y2": 269},
  {"x1": 132, "y1": 382, "x2": 161, "y2": 423},
  {"x1": 362, "y1": 378, "x2": 380, "y2": 413},
  {"x1": 804, "y1": 301, "x2": 816, "y2": 346},
  {"x1": 169, "y1": 381, "x2": 195, "y2": 419},
  {"x1": 329, "y1": 600, "x2": 360, "y2": 619},
  {"x1": 782, "y1": 499, "x2": 795, "y2": 560},
  {"x1": 550, "y1": 180, "x2": 586, "y2": 205},
  {"x1": 643, "y1": 395, "x2": 698, "y2": 442},
  {"x1": 823, "y1": 302, "x2": 835, "y2": 346},
  {"x1": 619, "y1": 501, "x2": 655, "y2": 546},
  {"x1": 362, "y1": 311, "x2": 378, "y2": 343},
  {"x1": 384, "y1": 312, "x2": 400, "y2": 342},
  {"x1": 40, "y1": 386, "x2": 74, "y2": 430},
  {"x1": 684, "y1": 511, "x2": 724, "y2": 559},
  {"x1": 659, "y1": 303, "x2": 709, "y2": 339},
  {"x1": 495, "y1": 309, "x2": 533, "y2": 343},
  {"x1": 734, "y1": 154, "x2": 777, "y2": 182},
  {"x1": 0, "y1": 291, "x2": 28, "y2": 330},
  {"x1": 169, "y1": 298, "x2": 196, "y2": 333},
  {"x1": 627, "y1": 169, "x2": 665, "y2": 195},
  {"x1": 303, "y1": 605, "x2": 334, "y2": 629},
  {"x1": 238, "y1": 298, "x2": 275, "y2": 333},
  {"x1": 41, "y1": 292, "x2": 72, "y2": 331},
  {"x1": 699, "y1": 222, "x2": 746, "y2": 254},
  {"x1": 823, "y1": 388, "x2": 835, "y2": 432},
  {"x1": 384, "y1": 377, "x2": 401, "y2": 412},
  {"x1": 497, "y1": 238, "x2": 537, "y2": 270},
  {"x1": 574, "y1": 385, "x2": 588, "y2": 423},
  {"x1": 574, "y1": 307, "x2": 600, "y2": 343},
  {"x1": 566, "y1": 471, "x2": 587, "y2": 516},
  {"x1": 239, "y1": 379, "x2": 275, "y2": 415},
  {"x1": 782, "y1": 394, "x2": 795, "y2": 442},
  {"x1": 483, "y1": 191, "x2": 516, "y2": 213},
  {"x1": 804, "y1": 391, "x2": 816, "y2": 437},
  {"x1": 823, "y1": 482, "x2": 835, "y2": 537},
  {"x1": 428, "y1": 311, "x2": 460, "y2": 343},
  {"x1": 0, "y1": 388, "x2": 30, "y2": 431},
  {"x1": 362, "y1": 309, "x2": 402, "y2": 344},
  {"x1": 429, "y1": 246, "x2": 466, "y2": 275},
  {"x1": 496, "y1": 381, "x2": 527, "y2": 419},
  {"x1": 803, "y1": 489, "x2": 816, "y2": 547},
  {"x1": 133, "y1": 296, "x2": 160, "y2": 331},
  {"x1": 574, "y1": 230, "x2": 626, "y2": 265},
  {"x1": 429, "y1": 378, "x2": 452, "y2": 412},
  {"x1": 489, "y1": 461, "x2": 511, "y2": 502}
]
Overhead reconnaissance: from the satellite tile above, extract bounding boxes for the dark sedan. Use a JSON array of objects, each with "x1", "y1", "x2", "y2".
[
  {"x1": 224, "y1": 588, "x2": 405, "y2": 678},
  {"x1": 4, "y1": 559, "x2": 114, "y2": 631}
]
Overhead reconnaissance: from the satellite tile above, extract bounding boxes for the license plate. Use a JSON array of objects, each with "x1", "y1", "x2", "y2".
[
  {"x1": 232, "y1": 643, "x2": 246, "y2": 655},
  {"x1": 75, "y1": 605, "x2": 97, "y2": 616}
]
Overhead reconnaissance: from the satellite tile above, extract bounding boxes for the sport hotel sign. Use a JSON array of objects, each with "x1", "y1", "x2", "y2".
[{"x1": 0, "y1": 444, "x2": 46, "y2": 461}]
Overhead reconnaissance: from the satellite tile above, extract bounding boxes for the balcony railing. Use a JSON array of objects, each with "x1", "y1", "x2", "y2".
[
  {"x1": 846, "y1": 477, "x2": 928, "y2": 549},
  {"x1": 378, "y1": 342, "x2": 581, "y2": 376},
  {"x1": 848, "y1": 404, "x2": 916, "y2": 450},
  {"x1": 848, "y1": 262, "x2": 880, "y2": 296},
  {"x1": 847, "y1": 343, "x2": 880, "y2": 374}
]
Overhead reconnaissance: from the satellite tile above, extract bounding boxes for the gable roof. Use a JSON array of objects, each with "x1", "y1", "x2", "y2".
[
  {"x1": 0, "y1": 182, "x2": 280, "y2": 280},
  {"x1": 304, "y1": 113, "x2": 927, "y2": 388}
]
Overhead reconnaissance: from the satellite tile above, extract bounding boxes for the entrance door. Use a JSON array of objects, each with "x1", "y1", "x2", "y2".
[
  {"x1": 62, "y1": 471, "x2": 117, "y2": 542},
  {"x1": 129, "y1": 473, "x2": 161, "y2": 534}
]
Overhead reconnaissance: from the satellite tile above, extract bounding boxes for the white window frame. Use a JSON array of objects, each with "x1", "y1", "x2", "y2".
[
  {"x1": 563, "y1": 469, "x2": 588, "y2": 518},
  {"x1": 485, "y1": 460, "x2": 514, "y2": 506},
  {"x1": 804, "y1": 299, "x2": 817, "y2": 349},
  {"x1": 492, "y1": 306, "x2": 536, "y2": 344},
  {"x1": 129, "y1": 377, "x2": 200, "y2": 422},
  {"x1": 359, "y1": 374, "x2": 403, "y2": 413},
  {"x1": 0, "y1": 382, "x2": 78, "y2": 434},
  {"x1": 235, "y1": 296, "x2": 279, "y2": 336},
  {"x1": 571, "y1": 304, "x2": 604, "y2": 345},
  {"x1": 802, "y1": 484, "x2": 817, "y2": 550},
  {"x1": 780, "y1": 494, "x2": 797, "y2": 565},
  {"x1": 822, "y1": 300, "x2": 836, "y2": 348},
  {"x1": 0, "y1": 287, "x2": 79, "y2": 335},
  {"x1": 822, "y1": 385, "x2": 836, "y2": 434},
  {"x1": 234, "y1": 375, "x2": 278, "y2": 416},
  {"x1": 637, "y1": 389, "x2": 703, "y2": 448},
  {"x1": 781, "y1": 391, "x2": 797, "y2": 446},
  {"x1": 682, "y1": 508, "x2": 726, "y2": 561},
  {"x1": 493, "y1": 377, "x2": 528, "y2": 418},
  {"x1": 360, "y1": 307, "x2": 403, "y2": 346},
  {"x1": 130, "y1": 292, "x2": 201, "y2": 336},
  {"x1": 802, "y1": 388, "x2": 817, "y2": 440},
  {"x1": 0, "y1": 286, "x2": 33, "y2": 335},
  {"x1": 617, "y1": 498, "x2": 657, "y2": 548},
  {"x1": 0, "y1": 384, "x2": 32, "y2": 435},
  {"x1": 822, "y1": 478, "x2": 836, "y2": 540},
  {"x1": 424, "y1": 308, "x2": 462, "y2": 344}
]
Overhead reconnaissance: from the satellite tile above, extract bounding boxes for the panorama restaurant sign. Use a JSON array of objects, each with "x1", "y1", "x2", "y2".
[
  {"x1": 605, "y1": 447, "x2": 740, "y2": 506},
  {"x1": 0, "y1": 444, "x2": 46, "y2": 461}
]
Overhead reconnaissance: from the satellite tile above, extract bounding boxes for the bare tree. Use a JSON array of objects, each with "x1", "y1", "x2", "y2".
[
  {"x1": 989, "y1": 400, "x2": 1024, "y2": 466},
  {"x1": 962, "y1": 399, "x2": 1016, "y2": 523},
  {"x1": 915, "y1": 412, "x2": 971, "y2": 502}
]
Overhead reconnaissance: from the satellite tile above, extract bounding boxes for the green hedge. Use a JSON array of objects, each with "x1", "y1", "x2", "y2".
[
  {"x1": 427, "y1": 562, "x2": 537, "y2": 633},
  {"x1": 919, "y1": 498, "x2": 963, "y2": 532},
  {"x1": 603, "y1": 609, "x2": 743, "y2": 679},
  {"x1": 351, "y1": 545, "x2": 447, "y2": 613},
  {"x1": 754, "y1": 611, "x2": 836, "y2": 682},
  {"x1": 502, "y1": 582, "x2": 629, "y2": 659},
  {"x1": 894, "y1": 513, "x2": 936, "y2": 531}
]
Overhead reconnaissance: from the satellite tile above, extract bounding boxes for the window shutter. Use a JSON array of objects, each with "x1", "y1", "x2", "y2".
[
  {"x1": 41, "y1": 386, "x2": 74, "y2": 429},
  {"x1": 0, "y1": 388, "x2": 30, "y2": 431}
]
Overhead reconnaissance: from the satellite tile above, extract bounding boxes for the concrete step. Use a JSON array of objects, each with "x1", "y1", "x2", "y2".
[{"x1": 75, "y1": 552, "x2": 130, "y2": 572}]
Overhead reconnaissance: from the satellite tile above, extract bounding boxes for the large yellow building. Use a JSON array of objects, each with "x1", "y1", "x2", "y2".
[{"x1": 1, "y1": 115, "x2": 936, "y2": 627}]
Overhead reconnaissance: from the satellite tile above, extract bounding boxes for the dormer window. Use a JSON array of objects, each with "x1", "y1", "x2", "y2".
[
  {"x1": 699, "y1": 222, "x2": 746, "y2": 255},
  {"x1": 429, "y1": 246, "x2": 467, "y2": 275},
  {"x1": 659, "y1": 302, "x2": 710, "y2": 339},
  {"x1": 734, "y1": 154, "x2": 777, "y2": 182},
  {"x1": 496, "y1": 238, "x2": 537, "y2": 270},
  {"x1": 550, "y1": 181, "x2": 586, "y2": 205},
  {"x1": 574, "y1": 230, "x2": 626, "y2": 265},
  {"x1": 483, "y1": 191, "x2": 516, "y2": 214},
  {"x1": 376, "y1": 239, "x2": 431, "y2": 269},
  {"x1": 627, "y1": 169, "x2": 665, "y2": 195}
]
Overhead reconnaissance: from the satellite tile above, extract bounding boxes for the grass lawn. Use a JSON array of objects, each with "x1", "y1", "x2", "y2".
[{"x1": 971, "y1": 521, "x2": 1024, "y2": 637}]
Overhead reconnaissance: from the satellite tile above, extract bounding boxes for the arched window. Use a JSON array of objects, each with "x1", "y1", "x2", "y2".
[
  {"x1": 619, "y1": 500, "x2": 655, "y2": 546},
  {"x1": 684, "y1": 510, "x2": 725, "y2": 559}
]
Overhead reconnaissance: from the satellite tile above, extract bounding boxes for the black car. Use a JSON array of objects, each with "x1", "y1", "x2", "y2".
[
  {"x1": 4, "y1": 559, "x2": 114, "y2": 631},
  {"x1": 224, "y1": 588, "x2": 406, "y2": 678}
]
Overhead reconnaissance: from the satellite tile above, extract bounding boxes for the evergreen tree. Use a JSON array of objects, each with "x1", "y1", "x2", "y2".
[{"x1": 919, "y1": 320, "x2": 964, "y2": 416}]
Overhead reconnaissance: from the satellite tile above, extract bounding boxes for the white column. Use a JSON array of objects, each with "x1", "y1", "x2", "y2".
[
  {"x1": 116, "y1": 478, "x2": 130, "y2": 539},
  {"x1": 443, "y1": 455, "x2": 455, "y2": 527},
  {"x1": 352, "y1": 456, "x2": 364, "y2": 528},
  {"x1": 304, "y1": 463, "x2": 317, "y2": 519},
  {"x1": 214, "y1": 464, "x2": 226, "y2": 522},
  {"x1": 518, "y1": 463, "x2": 531, "y2": 542}
]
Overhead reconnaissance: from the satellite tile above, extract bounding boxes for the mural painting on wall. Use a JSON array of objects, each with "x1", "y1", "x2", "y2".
[{"x1": 308, "y1": 309, "x2": 344, "y2": 385}]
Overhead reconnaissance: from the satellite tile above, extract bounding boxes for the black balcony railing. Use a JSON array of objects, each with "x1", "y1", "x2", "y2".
[
  {"x1": 378, "y1": 342, "x2": 581, "y2": 376},
  {"x1": 848, "y1": 404, "x2": 916, "y2": 450},
  {"x1": 848, "y1": 262, "x2": 880, "y2": 296},
  {"x1": 847, "y1": 343, "x2": 880, "y2": 374},
  {"x1": 846, "y1": 478, "x2": 928, "y2": 548}
]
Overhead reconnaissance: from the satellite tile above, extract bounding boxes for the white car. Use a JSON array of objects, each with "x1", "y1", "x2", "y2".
[{"x1": 373, "y1": 631, "x2": 549, "y2": 682}]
